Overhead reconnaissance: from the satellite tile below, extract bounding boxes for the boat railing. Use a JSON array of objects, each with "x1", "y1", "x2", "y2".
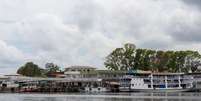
[
  {"x1": 181, "y1": 81, "x2": 193, "y2": 84},
  {"x1": 152, "y1": 78, "x2": 165, "y2": 80},
  {"x1": 180, "y1": 78, "x2": 193, "y2": 80},
  {"x1": 153, "y1": 77, "x2": 165, "y2": 79},
  {"x1": 167, "y1": 81, "x2": 179, "y2": 83}
]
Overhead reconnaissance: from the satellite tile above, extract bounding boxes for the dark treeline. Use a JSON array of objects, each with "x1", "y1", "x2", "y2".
[
  {"x1": 104, "y1": 43, "x2": 201, "y2": 73},
  {"x1": 17, "y1": 62, "x2": 61, "y2": 77}
]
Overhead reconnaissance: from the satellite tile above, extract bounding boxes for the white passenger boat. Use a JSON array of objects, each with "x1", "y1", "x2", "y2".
[
  {"x1": 1, "y1": 81, "x2": 19, "y2": 88},
  {"x1": 120, "y1": 72, "x2": 194, "y2": 92}
]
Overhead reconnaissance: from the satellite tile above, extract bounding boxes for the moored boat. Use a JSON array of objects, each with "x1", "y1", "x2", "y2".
[{"x1": 119, "y1": 72, "x2": 194, "y2": 92}]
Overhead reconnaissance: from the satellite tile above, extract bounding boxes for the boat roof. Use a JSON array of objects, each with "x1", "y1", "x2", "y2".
[
  {"x1": 187, "y1": 72, "x2": 201, "y2": 75},
  {"x1": 0, "y1": 75, "x2": 9, "y2": 79},
  {"x1": 128, "y1": 70, "x2": 185, "y2": 75},
  {"x1": 65, "y1": 66, "x2": 97, "y2": 69},
  {"x1": 152, "y1": 72, "x2": 185, "y2": 75}
]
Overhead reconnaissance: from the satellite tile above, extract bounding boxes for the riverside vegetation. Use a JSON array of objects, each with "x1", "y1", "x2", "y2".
[
  {"x1": 105, "y1": 43, "x2": 201, "y2": 73},
  {"x1": 17, "y1": 43, "x2": 201, "y2": 77}
]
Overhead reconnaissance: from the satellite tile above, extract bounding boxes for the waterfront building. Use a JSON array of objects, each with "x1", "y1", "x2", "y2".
[
  {"x1": 81, "y1": 70, "x2": 126, "y2": 92},
  {"x1": 1, "y1": 66, "x2": 200, "y2": 93},
  {"x1": 64, "y1": 66, "x2": 96, "y2": 78},
  {"x1": 63, "y1": 66, "x2": 126, "y2": 92},
  {"x1": 64, "y1": 66, "x2": 126, "y2": 79}
]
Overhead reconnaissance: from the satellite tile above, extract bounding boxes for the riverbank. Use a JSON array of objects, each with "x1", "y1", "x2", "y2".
[{"x1": 1, "y1": 69, "x2": 201, "y2": 93}]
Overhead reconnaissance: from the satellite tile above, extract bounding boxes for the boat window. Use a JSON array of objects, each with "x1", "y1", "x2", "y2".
[{"x1": 132, "y1": 84, "x2": 134, "y2": 87}]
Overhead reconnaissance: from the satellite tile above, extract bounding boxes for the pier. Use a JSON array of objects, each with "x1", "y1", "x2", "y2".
[
  {"x1": 1, "y1": 66, "x2": 201, "y2": 93},
  {"x1": 0, "y1": 66, "x2": 125, "y2": 93}
]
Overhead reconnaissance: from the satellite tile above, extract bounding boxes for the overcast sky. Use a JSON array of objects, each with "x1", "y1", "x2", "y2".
[{"x1": 0, "y1": 0, "x2": 201, "y2": 74}]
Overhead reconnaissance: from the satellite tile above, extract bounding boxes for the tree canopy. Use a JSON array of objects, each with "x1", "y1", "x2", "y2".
[
  {"x1": 105, "y1": 43, "x2": 201, "y2": 73},
  {"x1": 45, "y1": 63, "x2": 61, "y2": 75},
  {"x1": 17, "y1": 62, "x2": 44, "y2": 77},
  {"x1": 104, "y1": 43, "x2": 136, "y2": 70}
]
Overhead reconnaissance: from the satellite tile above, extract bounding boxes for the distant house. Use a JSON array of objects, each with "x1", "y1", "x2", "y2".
[
  {"x1": 64, "y1": 66, "x2": 96, "y2": 78},
  {"x1": 81, "y1": 70, "x2": 126, "y2": 79},
  {"x1": 4, "y1": 74, "x2": 22, "y2": 80},
  {"x1": 0, "y1": 75, "x2": 9, "y2": 83},
  {"x1": 65, "y1": 66, "x2": 96, "y2": 72},
  {"x1": 64, "y1": 65, "x2": 127, "y2": 79}
]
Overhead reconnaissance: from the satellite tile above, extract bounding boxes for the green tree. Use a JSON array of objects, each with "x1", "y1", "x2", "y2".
[
  {"x1": 134, "y1": 49, "x2": 153, "y2": 71},
  {"x1": 134, "y1": 49, "x2": 144, "y2": 70},
  {"x1": 45, "y1": 63, "x2": 61, "y2": 75},
  {"x1": 155, "y1": 51, "x2": 167, "y2": 72},
  {"x1": 17, "y1": 62, "x2": 44, "y2": 77},
  {"x1": 166, "y1": 51, "x2": 177, "y2": 72},
  {"x1": 104, "y1": 43, "x2": 136, "y2": 71},
  {"x1": 184, "y1": 51, "x2": 201, "y2": 72},
  {"x1": 105, "y1": 43, "x2": 201, "y2": 73},
  {"x1": 144, "y1": 49, "x2": 156, "y2": 71}
]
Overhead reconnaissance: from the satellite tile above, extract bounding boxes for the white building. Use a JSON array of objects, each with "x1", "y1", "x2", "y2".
[{"x1": 64, "y1": 66, "x2": 96, "y2": 78}]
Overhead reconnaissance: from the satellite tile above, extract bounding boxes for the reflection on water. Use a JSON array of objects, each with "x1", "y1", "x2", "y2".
[{"x1": 1, "y1": 92, "x2": 201, "y2": 101}]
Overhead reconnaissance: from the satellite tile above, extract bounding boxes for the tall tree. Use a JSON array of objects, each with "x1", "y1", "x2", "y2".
[
  {"x1": 17, "y1": 62, "x2": 44, "y2": 77},
  {"x1": 104, "y1": 43, "x2": 136, "y2": 71},
  {"x1": 45, "y1": 63, "x2": 61, "y2": 75},
  {"x1": 134, "y1": 49, "x2": 144, "y2": 70},
  {"x1": 105, "y1": 43, "x2": 201, "y2": 73},
  {"x1": 166, "y1": 51, "x2": 177, "y2": 72},
  {"x1": 144, "y1": 49, "x2": 156, "y2": 71},
  {"x1": 184, "y1": 51, "x2": 201, "y2": 72}
]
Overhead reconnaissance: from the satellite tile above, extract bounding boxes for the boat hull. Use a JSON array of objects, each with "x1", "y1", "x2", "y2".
[
  {"x1": 83, "y1": 87, "x2": 110, "y2": 92},
  {"x1": 131, "y1": 88, "x2": 193, "y2": 92},
  {"x1": 119, "y1": 86, "x2": 133, "y2": 92}
]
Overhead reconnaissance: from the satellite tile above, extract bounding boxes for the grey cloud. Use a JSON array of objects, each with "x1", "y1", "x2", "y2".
[
  {"x1": 182, "y1": 0, "x2": 201, "y2": 9},
  {"x1": 0, "y1": 40, "x2": 25, "y2": 68},
  {"x1": 69, "y1": 1, "x2": 101, "y2": 31},
  {"x1": 169, "y1": 25, "x2": 201, "y2": 42},
  {"x1": 139, "y1": 39, "x2": 173, "y2": 50},
  {"x1": 0, "y1": 0, "x2": 201, "y2": 74},
  {"x1": 166, "y1": 12, "x2": 201, "y2": 43}
]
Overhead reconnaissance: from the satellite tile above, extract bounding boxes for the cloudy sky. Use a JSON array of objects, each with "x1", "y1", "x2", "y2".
[{"x1": 0, "y1": 0, "x2": 201, "y2": 74}]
